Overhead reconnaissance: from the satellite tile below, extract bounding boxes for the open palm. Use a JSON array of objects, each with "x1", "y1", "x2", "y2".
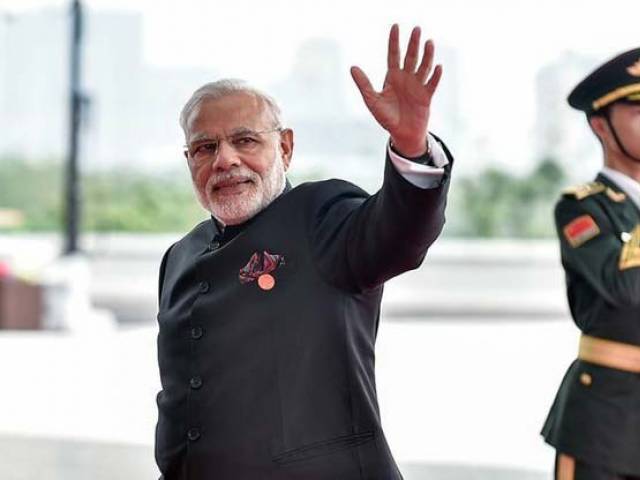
[{"x1": 351, "y1": 25, "x2": 442, "y2": 158}]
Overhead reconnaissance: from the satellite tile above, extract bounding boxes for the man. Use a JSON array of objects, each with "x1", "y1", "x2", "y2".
[
  {"x1": 541, "y1": 47, "x2": 640, "y2": 480},
  {"x1": 155, "y1": 25, "x2": 453, "y2": 480}
]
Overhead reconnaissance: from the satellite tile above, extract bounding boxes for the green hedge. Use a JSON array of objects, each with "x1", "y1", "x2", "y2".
[{"x1": 0, "y1": 156, "x2": 566, "y2": 237}]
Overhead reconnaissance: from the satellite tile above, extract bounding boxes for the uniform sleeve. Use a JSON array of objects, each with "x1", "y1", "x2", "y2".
[
  {"x1": 556, "y1": 197, "x2": 640, "y2": 308},
  {"x1": 308, "y1": 142, "x2": 453, "y2": 293}
]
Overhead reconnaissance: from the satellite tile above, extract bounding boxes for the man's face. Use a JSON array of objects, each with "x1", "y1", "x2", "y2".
[
  {"x1": 592, "y1": 101, "x2": 640, "y2": 163},
  {"x1": 184, "y1": 92, "x2": 293, "y2": 225},
  {"x1": 608, "y1": 101, "x2": 640, "y2": 161}
]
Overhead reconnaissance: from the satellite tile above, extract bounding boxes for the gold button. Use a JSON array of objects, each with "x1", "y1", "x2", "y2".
[{"x1": 580, "y1": 372, "x2": 592, "y2": 386}]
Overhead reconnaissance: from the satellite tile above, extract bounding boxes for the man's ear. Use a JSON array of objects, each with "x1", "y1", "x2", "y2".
[
  {"x1": 588, "y1": 114, "x2": 608, "y2": 141},
  {"x1": 279, "y1": 128, "x2": 294, "y2": 171}
]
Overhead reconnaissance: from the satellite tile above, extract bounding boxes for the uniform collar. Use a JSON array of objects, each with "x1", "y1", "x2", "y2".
[
  {"x1": 209, "y1": 178, "x2": 293, "y2": 242},
  {"x1": 599, "y1": 167, "x2": 640, "y2": 211}
]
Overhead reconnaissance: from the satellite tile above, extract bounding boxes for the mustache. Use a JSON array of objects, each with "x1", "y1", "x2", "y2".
[{"x1": 206, "y1": 169, "x2": 259, "y2": 191}]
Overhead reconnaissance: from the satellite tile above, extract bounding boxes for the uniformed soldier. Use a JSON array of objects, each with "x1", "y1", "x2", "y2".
[{"x1": 541, "y1": 47, "x2": 640, "y2": 480}]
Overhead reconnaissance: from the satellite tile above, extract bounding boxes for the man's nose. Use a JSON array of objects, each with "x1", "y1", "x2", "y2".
[{"x1": 212, "y1": 140, "x2": 241, "y2": 171}]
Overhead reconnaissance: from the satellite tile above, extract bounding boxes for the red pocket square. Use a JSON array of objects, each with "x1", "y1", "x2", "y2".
[{"x1": 239, "y1": 251, "x2": 285, "y2": 285}]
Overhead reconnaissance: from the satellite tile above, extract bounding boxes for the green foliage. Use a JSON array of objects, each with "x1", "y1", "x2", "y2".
[
  {"x1": 0, "y1": 156, "x2": 64, "y2": 230},
  {"x1": 0, "y1": 155, "x2": 567, "y2": 237},
  {"x1": 0, "y1": 157, "x2": 205, "y2": 232},
  {"x1": 83, "y1": 170, "x2": 205, "y2": 232},
  {"x1": 446, "y1": 157, "x2": 566, "y2": 237}
]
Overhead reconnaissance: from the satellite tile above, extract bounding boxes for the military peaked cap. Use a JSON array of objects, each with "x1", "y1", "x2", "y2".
[{"x1": 568, "y1": 47, "x2": 640, "y2": 113}]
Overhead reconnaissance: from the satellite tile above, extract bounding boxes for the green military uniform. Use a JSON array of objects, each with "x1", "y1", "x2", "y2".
[
  {"x1": 541, "y1": 174, "x2": 640, "y2": 475},
  {"x1": 541, "y1": 47, "x2": 640, "y2": 480}
]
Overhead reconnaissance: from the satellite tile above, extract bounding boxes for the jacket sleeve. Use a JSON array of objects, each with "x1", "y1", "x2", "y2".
[
  {"x1": 556, "y1": 196, "x2": 640, "y2": 308},
  {"x1": 157, "y1": 243, "x2": 175, "y2": 309},
  {"x1": 307, "y1": 142, "x2": 453, "y2": 293}
]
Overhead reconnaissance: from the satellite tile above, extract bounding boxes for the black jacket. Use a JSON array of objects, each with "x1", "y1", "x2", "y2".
[
  {"x1": 155, "y1": 148, "x2": 452, "y2": 480},
  {"x1": 542, "y1": 173, "x2": 640, "y2": 476}
]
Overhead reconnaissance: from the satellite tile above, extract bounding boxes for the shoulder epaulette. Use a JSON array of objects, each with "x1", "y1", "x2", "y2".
[
  {"x1": 605, "y1": 187, "x2": 627, "y2": 202},
  {"x1": 562, "y1": 182, "x2": 606, "y2": 200}
]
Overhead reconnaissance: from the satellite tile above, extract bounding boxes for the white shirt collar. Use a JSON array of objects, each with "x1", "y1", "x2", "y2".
[{"x1": 600, "y1": 167, "x2": 640, "y2": 211}]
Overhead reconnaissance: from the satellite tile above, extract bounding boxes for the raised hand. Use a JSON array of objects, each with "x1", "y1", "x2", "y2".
[{"x1": 351, "y1": 24, "x2": 443, "y2": 158}]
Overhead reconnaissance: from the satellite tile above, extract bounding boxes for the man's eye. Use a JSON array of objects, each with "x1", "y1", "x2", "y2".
[
  {"x1": 234, "y1": 136, "x2": 258, "y2": 146},
  {"x1": 194, "y1": 143, "x2": 217, "y2": 155}
]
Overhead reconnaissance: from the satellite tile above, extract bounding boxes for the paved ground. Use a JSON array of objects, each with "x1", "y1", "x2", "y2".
[
  {"x1": 0, "y1": 318, "x2": 569, "y2": 479},
  {"x1": 0, "y1": 435, "x2": 548, "y2": 480},
  {"x1": 0, "y1": 235, "x2": 569, "y2": 478}
]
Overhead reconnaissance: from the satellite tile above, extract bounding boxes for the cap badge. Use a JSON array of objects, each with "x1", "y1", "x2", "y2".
[{"x1": 627, "y1": 58, "x2": 640, "y2": 77}]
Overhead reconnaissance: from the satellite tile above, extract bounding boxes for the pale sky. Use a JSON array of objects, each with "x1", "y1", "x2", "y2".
[{"x1": 2, "y1": 0, "x2": 639, "y2": 172}]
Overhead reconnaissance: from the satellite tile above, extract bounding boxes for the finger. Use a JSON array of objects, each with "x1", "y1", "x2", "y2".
[
  {"x1": 403, "y1": 26, "x2": 421, "y2": 72},
  {"x1": 350, "y1": 66, "x2": 378, "y2": 104},
  {"x1": 416, "y1": 39, "x2": 435, "y2": 84},
  {"x1": 387, "y1": 23, "x2": 400, "y2": 70},
  {"x1": 424, "y1": 64, "x2": 443, "y2": 100}
]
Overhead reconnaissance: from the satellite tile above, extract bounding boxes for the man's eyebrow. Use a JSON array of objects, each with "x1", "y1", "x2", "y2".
[
  {"x1": 189, "y1": 132, "x2": 216, "y2": 144},
  {"x1": 188, "y1": 127, "x2": 256, "y2": 144}
]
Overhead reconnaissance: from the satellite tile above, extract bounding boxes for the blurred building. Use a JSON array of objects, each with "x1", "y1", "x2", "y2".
[
  {"x1": 428, "y1": 44, "x2": 463, "y2": 151},
  {"x1": 0, "y1": 14, "x2": 9, "y2": 154},
  {"x1": 0, "y1": 8, "x2": 68, "y2": 162},
  {"x1": 0, "y1": 7, "x2": 216, "y2": 171},
  {"x1": 271, "y1": 38, "x2": 463, "y2": 190},
  {"x1": 534, "y1": 51, "x2": 602, "y2": 180},
  {"x1": 0, "y1": 7, "x2": 463, "y2": 185}
]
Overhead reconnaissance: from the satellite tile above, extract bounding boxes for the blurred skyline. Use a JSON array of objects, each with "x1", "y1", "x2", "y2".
[{"x1": 1, "y1": 0, "x2": 639, "y2": 185}]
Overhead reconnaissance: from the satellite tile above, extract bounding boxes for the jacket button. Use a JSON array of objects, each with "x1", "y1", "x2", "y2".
[
  {"x1": 208, "y1": 241, "x2": 220, "y2": 251},
  {"x1": 190, "y1": 376, "x2": 203, "y2": 389},
  {"x1": 187, "y1": 428, "x2": 201, "y2": 441},
  {"x1": 191, "y1": 326, "x2": 203, "y2": 339},
  {"x1": 199, "y1": 281, "x2": 210, "y2": 293},
  {"x1": 580, "y1": 372, "x2": 592, "y2": 386}
]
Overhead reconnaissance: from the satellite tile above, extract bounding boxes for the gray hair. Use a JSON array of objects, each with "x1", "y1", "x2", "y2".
[{"x1": 179, "y1": 79, "x2": 283, "y2": 137}]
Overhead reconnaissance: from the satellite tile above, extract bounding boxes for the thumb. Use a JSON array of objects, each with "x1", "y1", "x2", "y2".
[{"x1": 350, "y1": 66, "x2": 377, "y2": 105}]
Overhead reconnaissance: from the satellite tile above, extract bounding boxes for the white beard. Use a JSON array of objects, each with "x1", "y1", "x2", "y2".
[{"x1": 199, "y1": 151, "x2": 286, "y2": 226}]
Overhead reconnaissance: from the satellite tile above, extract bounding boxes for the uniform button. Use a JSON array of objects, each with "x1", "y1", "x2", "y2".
[
  {"x1": 580, "y1": 372, "x2": 592, "y2": 386},
  {"x1": 208, "y1": 241, "x2": 220, "y2": 251},
  {"x1": 187, "y1": 427, "x2": 201, "y2": 441},
  {"x1": 190, "y1": 376, "x2": 203, "y2": 389},
  {"x1": 199, "y1": 281, "x2": 210, "y2": 293},
  {"x1": 191, "y1": 326, "x2": 203, "y2": 339}
]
